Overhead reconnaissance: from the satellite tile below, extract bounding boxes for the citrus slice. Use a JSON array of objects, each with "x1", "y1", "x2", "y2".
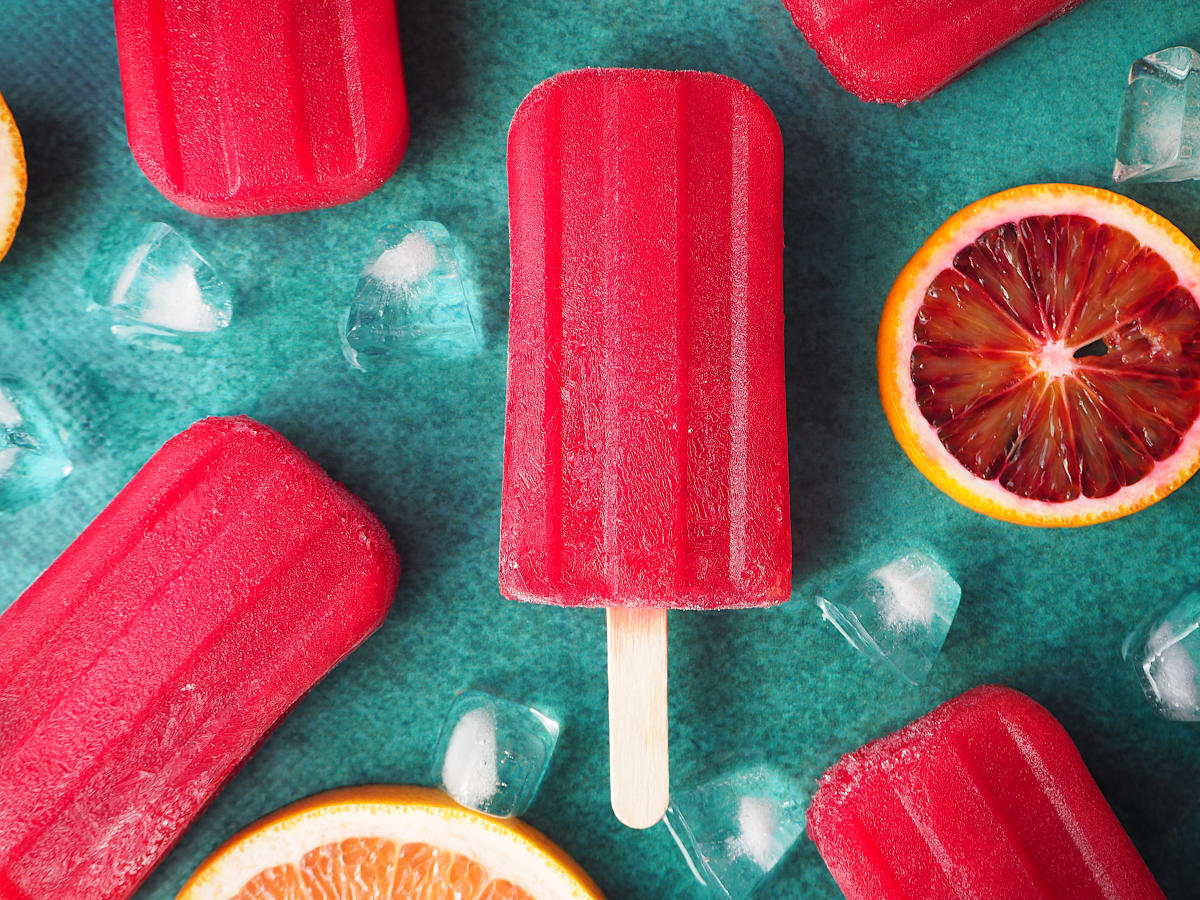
[
  {"x1": 0, "y1": 89, "x2": 25, "y2": 262},
  {"x1": 879, "y1": 183, "x2": 1200, "y2": 526},
  {"x1": 176, "y1": 786, "x2": 605, "y2": 900}
]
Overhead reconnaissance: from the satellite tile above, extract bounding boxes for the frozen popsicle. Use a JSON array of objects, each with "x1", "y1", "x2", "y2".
[
  {"x1": 0, "y1": 416, "x2": 400, "y2": 900},
  {"x1": 807, "y1": 685, "x2": 1165, "y2": 899},
  {"x1": 113, "y1": 0, "x2": 409, "y2": 217},
  {"x1": 782, "y1": 0, "x2": 1088, "y2": 104},
  {"x1": 501, "y1": 68, "x2": 790, "y2": 827}
]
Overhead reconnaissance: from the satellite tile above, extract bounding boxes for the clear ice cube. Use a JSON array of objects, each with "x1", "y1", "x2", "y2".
[
  {"x1": 340, "y1": 221, "x2": 481, "y2": 369},
  {"x1": 664, "y1": 763, "x2": 808, "y2": 899},
  {"x1": 431, "y1": 689, "x2": 559, "y2": 818},
  {"x1": 1122, "y1": 591, "x2": 1200, "y2": 721},
  {"x1": 813, "y1": 550, "x2": 961, "y2": 685},
  {"x1": 83, "y1": 222, "x2": 233, "y2": 349},
  {"x1": 0, "y1": 378, "x2": 72, "y2": 512},
  {"x1": 1113, "y1": 46, "x2": 1200, "y2": 184}
]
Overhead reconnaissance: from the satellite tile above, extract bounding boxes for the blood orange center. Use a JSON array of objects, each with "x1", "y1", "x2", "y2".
[{"x1": 912, "y1": 214, "x2": 1200, "y2": 503}]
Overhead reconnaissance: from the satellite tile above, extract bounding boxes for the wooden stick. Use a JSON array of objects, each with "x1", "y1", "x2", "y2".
[{"x1": 606, "y1": 606, "x2": 669, "y2": 829}]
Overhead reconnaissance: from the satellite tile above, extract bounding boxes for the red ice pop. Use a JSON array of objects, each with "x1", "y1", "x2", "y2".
[
  {"x1": 113, "y1": 0, "x2": 409, "y2": 217},
  {"x1": 501, "y1": 69, "x2": 790, "y2": 827},
  {"x1": 808, "y1": 685, "x2": 1165, "y2": 899},
  {"x1": 0, "y1": 416, "x2": 400, "y2": 900},
  {"x1": 782, "y1": 0, "x2": 1088, "y2": 104}
]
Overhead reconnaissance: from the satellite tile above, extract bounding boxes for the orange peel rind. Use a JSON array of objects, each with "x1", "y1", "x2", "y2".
[
  {"x1": 879, "y1": 184, "x2": 1200, "y2": 527},
  {"x1": 0, "y1": 90, "x2": 25, "y2": 263}
]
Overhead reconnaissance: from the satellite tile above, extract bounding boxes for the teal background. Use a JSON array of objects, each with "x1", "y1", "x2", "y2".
[{"x1": 2, "y1": 0, "x2": 1199, "y2": 896}]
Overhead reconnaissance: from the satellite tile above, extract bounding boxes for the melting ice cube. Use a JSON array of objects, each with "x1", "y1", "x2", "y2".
[
  {"x1": 340, "y1": 221, "x2": 481, "y2": 369},
  {"x1": 431, "y1": 689, "x2": 559, "y2": 818},
  {"x1": 813, "y1": 550, "x2": 961, "y2": 685},
  {"x1": 1123, "y1": 591, "x2": 1200, "y2": 721},
  {"x1": 664, "y1": 763, "x2": 807, "y2": 899},
  {"x1": 1113, "y1": 46, "x2": 1200, "y2": 184},
  {"x1": 441, "y1": 706, "x2": 500, "y2": 810},
  {"x1": 0, "y1": 378, "x2": 72, "y2": 512},
  {"x1": 83, "y1": 222, "x2": 233, "y2": 349}
]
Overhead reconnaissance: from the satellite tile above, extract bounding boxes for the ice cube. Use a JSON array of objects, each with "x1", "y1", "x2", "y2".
[
  {"x1": 664, "y1": 763, "x2": 807, "y2": 899},
  {"x1": 431, "y1": 689, "x2": 559, "y2": 818},
  {"x1": 1113, "y1": 46, "x2": 1200, "y2": 184},
  {"x1": 83, "y1": 222, "x2": 233, "y2": 350},
  {"x1": 813, "y1": 550, "x2": 961, "y2": 685},
  {"x1": 1122, "y1": 591, "x2": 1200, "y2": 721},
  {"x1": 339, "y1": 221, "x2": 481, "y2": 369},
  {"x1": 0, "y1": 378, "x2": 72, "y2": 512}
]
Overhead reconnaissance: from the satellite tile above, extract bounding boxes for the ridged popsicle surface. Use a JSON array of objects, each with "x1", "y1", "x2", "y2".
[
  {"x1": 783, "y1": 0, "x2": 1087, "y2": 104},
  {"x1": 501, "y1": 69, "x2": 789, "y2": 610},
  {"x1": 113, "y1": 0, "x2": 409, "y2": 216},
  {"x1": 0, "y1": 416, "x2": 400, "y2": 900},
  {"x1": 808, "y1": 685, "x2": 1165, "y2": 899}
]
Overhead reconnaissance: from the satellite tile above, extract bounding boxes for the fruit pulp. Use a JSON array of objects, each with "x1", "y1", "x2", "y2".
[
  {"x1": 234, "y1": 839, "x2": 534, "y2": 899},
  {"x1": 912, "y1": 213, "x2": 1200, "y2": 502}
]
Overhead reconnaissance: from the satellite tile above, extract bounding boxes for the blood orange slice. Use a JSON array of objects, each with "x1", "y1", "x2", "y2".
[
  {"x1": 879, "y1": 184, "x2": 1200, "y2": 526},
  {"x1": 0, "y1": 89, "x2": 25, "y2": 262},
  {"x1": 176, "y1": 786, "x2": 605, "y2": 900}
]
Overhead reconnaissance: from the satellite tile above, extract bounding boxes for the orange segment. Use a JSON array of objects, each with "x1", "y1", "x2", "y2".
[
  {"x1": 300, "y1": 838, "x2": 396, "y2": 899},
  {"x1": 0, "y1": 89, "x2": 25, "y2": 262},
  {"x1": 879, "y1": 184, "x2": 1200, "y2": 526},
  {"x1": 177, "y1": 786, "x2": 604, "y2": 900},
  {"x1": 230, "y1": 838, "x2": 533, "y2": 900}
]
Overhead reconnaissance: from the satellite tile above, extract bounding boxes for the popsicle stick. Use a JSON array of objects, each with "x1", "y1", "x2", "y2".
[{"x1": 606, "y1": 606, "x2": 669, "y2": 829}]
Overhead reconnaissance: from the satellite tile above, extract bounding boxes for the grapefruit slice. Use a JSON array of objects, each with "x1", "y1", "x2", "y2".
[
  {"x1": 176, "y1": 786, "x2": 605, "y2": 900},
  {"x1": 879, "y1": 184, "x2": 1200, "y2": 526},
  {"x1": 0, "y1": 90, "x2": 25, "y2": 262}
]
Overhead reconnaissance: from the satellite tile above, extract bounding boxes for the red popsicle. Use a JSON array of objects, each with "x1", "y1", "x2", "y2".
[
  {"x1": 113, "y1": 0, "x2": 409, "y2": 217},
  {"x1": 0, "y1": 416, "x2": 400, "y2": 900},
  {"x1": 782, "y1": 0, "x2": 1088, "y2": 104},
  {"x1": 808, "y1": 685, "x2": 1165, "y2": 899},
  {"x1": 501, "y1": 68, "x2": 790, "y2": 827}
]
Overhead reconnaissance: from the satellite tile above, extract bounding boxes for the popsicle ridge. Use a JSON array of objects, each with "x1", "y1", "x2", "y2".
[
  {"x1": 728, "y1": 90, "x2": 752, "y2": 583},
  {"x1": 0, "y1": 416, "x2": 400, "y2": 900},
  {"x1": 501, "y1": 68, "x2": 790, "y2": 610},
  {"x1": 277, "y1": 2, "x2": 317, "y2": 183},
  {"x1": 943, "y1": 738, "x2": 1063, "y2": 894},
  {"x1": 291, "y1": 0, "x2": 369, "y2": 174},
  {"x1": 996, "y1": 714, "x2": 1122, "y2": 900},
  {"x1": 141, "y1": 0, "x2": 187, "y2": 190},
  {"x1": 671, "y1": 76, "x2": 693, "y2": 593}
]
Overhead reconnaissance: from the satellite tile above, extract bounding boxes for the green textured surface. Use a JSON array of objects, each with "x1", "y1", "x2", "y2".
[{"x1": 2, "y1": 1, "x2": 1200, "y2": 897}]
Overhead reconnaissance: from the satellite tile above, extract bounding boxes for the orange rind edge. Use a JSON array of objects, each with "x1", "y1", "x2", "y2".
[
  {"x1": 877, "y1": 183, "x2": 1200, "y2": 527},
  {"x1": 0, "y1": 90, "x2": 25, "y2": 263}
]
